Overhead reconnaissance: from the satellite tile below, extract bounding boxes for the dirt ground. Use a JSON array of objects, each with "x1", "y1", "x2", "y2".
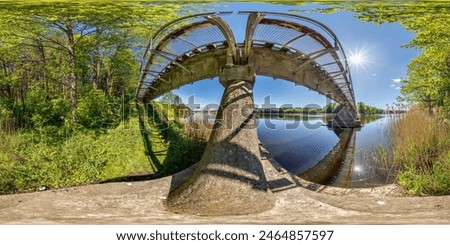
[{"x1": 1, "y1": 151, "x2": 449, "y2": 224}]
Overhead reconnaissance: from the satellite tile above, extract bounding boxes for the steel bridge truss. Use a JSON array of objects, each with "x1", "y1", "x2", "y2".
[{"x1": 137, "y1": 11, "x2": 357, "y2": 110}]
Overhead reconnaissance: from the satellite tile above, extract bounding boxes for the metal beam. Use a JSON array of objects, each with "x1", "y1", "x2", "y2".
[
  {"x1": 150, "y1": 50, "x2": 192, "y2": 74},
  {"x1": 205, "y1": 14, "x2": 239, "y2": 64},
  {"x1": 293, "y1": 48, "x2": 337, "y2": 75},
  {"x1": 283, "y1": 33, "x2": 310, "y2": 47},
  {"x1": 173, "y1": 36, "x2": 200, "y2": 48},
  {"x1": 320, "y1": 71, "x2": 347, "y2": 84},
  {"x1": 243, "y1": 12, "x2": 265, "y2": 63},
  {"x1": 137, "y1": 12, "x2": 357, "y2": 111}
]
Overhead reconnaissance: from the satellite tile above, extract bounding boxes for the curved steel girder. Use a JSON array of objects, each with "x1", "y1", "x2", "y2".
[
  {"x1": 258, "y1": 18, "x2": 334, "y2": 50},
  {"x1": 155, "y1": 21, "x2": 213, "y2": 51},
  {"x1": 204, "y1": 14, "x2": 239, "y2": 65},
  {"x1": 243, "y1": 13, "x2": 265, "y2": 63},
  {"x1": 138, "y1": 12, "x2": 357, "y2": 110},
  {"x1": 141, "y1": 48, "x2": 352, "y2": 109}
]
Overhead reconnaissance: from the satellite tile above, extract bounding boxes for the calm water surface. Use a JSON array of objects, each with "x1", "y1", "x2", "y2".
[{"x1": 257, "y1": 114, "x2": 396, "y2": 188}]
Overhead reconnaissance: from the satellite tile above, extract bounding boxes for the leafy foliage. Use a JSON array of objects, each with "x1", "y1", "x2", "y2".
[
  {"x1": 356, "y1": 102, "x2": 384, "y2": 115},
  {"x1": 0, "y1": 1, "x2": 180, "y2": 127},
  {"x1": 159, "y1": 91, "x2": 183, "y2": 105},
  {"x1": 77, "y1": 89, "x2": 116, "y2": 128}
]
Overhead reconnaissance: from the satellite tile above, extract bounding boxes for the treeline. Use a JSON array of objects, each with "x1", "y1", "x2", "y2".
[
  {"x1": 323, "y1": 102, "x2": 384, "y2": 114},
  {"x1": 0, "y1": 2, "x2": 193, "y2": 194},
  {"x1": 356, "y1": 102, "x2": 384, "y2": 114},
  {"x1": 257, "y1": 107, "x2": 322, "y2": 114},
  {"x1": 335, "y1": 2, "x2": 450, "y2": 195},
  {"x1": 0, "y1": 2, "x2": 180, "y2": 132},
  {"x1": 256, "y1": 102, "x2": 384, "y2": 115}
]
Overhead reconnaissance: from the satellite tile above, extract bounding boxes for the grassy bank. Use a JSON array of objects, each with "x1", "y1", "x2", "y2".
[
  {"x1": 392, "y1": 109, "x2": 450, "y2": 195},
  {"x1": 0, "y1": 102, "x2": 205, "y2": 195},
  {"x1": 0, "y1": 119, "x2": 147, "y2": 194}
]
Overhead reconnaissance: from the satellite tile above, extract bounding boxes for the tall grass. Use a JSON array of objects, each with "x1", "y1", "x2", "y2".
[
  {"x1": 0, "y1": 103, "x2": 206, "y2": 195},
  {"x1": 183, "y1": 115, "x2": 213, "y2": 143},
  {"x1": 0, "y1": 119, "x2": 152, "y2": 194},
  {"x1": 392, "y1": 109, "x2": 450, "y2": 195}
]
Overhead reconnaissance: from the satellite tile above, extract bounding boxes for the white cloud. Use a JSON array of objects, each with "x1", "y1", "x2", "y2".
[
  {"x1": 392, "y1": 78, "x2": 402, "y2": 83},
  {"x1": 395, "y1": 87, "x2": 401, "y2": 90},
  {"x1": 390, "y1": 84, "x2": 396, "y2": 88},
  {"x1": 372, "y1": 73, "x2": 377, "y2": 76}
]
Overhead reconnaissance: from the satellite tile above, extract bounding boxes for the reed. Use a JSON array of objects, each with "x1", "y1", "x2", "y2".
[
  {"x1": 392, "y1": 108, "x2": 450, "y2": 195},
  {"x1": 183, "y1": 116, "x2": 213, "y2": 143}
]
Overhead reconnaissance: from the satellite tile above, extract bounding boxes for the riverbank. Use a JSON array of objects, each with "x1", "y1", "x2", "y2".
[
  {"x1": 0, "y1": 147, "x2": 448, "y2": 224},
  {"x1": 0, "y1": 102, "x2": 204, "y2": 195}
]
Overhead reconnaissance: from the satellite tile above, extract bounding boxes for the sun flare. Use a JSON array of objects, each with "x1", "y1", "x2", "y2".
[{"x1": 347, "y1": 47, "x2": 371, "y2": 70}]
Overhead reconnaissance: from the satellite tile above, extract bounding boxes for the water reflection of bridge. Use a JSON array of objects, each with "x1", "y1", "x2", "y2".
[
  {"x1": 299, "y1": 115, "x2": 393, "y2": 188},
  {"x1": 300, "y1": 127, "x2": 357, "y2": 186}
]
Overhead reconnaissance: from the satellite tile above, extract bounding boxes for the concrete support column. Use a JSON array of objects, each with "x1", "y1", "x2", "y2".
[
  {"x1": 328, "y1": 104, "x2": 361, "y2": 128},
  {"x1": 166, "y1": 65, "x2": 275, "y2": 215}
]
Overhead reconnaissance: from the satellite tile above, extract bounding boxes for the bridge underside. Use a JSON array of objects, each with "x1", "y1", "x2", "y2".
[{"x1": 141, "y1": 48, "x2": 349, "y2": 104}]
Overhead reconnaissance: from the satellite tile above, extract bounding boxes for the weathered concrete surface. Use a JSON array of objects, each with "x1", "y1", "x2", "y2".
[
  {"x1": 0, "y1": 148, "x2": 449, "y2": 224},
  {"x1": 166, "y1": 66, "x2": 275, "y2": 215}
]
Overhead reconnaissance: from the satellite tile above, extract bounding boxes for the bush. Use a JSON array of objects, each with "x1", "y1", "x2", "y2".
[
  {"x1": 77, "y1": 89, "x2": 118, "y2": 129},
  {"x1": 398, "y1": 153, "x2": 450, "y2": 195}
]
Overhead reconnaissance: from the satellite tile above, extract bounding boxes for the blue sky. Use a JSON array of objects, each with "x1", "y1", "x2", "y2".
[{"x1": 170, "y1": 2, "x2": 420, "y2": 109}]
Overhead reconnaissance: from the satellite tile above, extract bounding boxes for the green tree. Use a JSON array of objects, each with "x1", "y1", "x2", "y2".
[
  {"x1": 160, "y1": 91, "x2": 183, "y2": 105},
  {"x1": 0, "y1": 1, "x2": 180, "y2": 127}
]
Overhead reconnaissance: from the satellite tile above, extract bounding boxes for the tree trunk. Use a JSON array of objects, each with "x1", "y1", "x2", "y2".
[
  {"x1": 92, "y1": 28, "x2": 102, "y2": 90},
  {"x1": 37, "y1": 40, "x2": 48, "y2": 98},
  {"x1": 66, "y1": 23, "x2": 78, "y2": 124}
]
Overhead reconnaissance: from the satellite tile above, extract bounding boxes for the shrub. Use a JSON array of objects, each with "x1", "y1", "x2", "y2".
[{"x1": 77, "y1": 89, "x2": 117, "y2": 129}]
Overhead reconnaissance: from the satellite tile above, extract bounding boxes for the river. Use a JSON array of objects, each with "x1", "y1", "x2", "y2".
[{"x1": 257, "y1": 114, "x2": 397, "y2": 188}]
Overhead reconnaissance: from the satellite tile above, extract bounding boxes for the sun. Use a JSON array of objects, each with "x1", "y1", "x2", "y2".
[
  {"x1": 347, "y1": 47, "x2": 371, "y2": 71},
  {"x1": 349, "y1": 52, "x2": 367, "y2": 66}
]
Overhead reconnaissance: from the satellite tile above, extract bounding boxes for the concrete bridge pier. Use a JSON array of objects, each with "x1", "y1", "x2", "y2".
[
  {"x1": 166, "y1": 65, "x2": 275, "y2": 215},
  {"x1": 328, "y1": 104, "x2": 361, "y2": 128}
]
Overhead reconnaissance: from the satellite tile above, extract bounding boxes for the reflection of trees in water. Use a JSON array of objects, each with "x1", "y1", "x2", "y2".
[
  {"x1": 257, "y1": 113, "x2": 329, "y2": 123},
  {"x1": 360, "y1": 114, "x2": 382, "y2": 124},
  {"x1": 360, "y1": 115, "x2": 399, "y2": 187},
  {"x1": 190, "y1": 112, "x2": 399, "y2": 188},
  {"x1": 259, "y1": 113, "x2": 389, "y2": 127}
]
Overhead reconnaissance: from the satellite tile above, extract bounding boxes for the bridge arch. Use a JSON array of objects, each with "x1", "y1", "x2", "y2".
[
  {"x1": 137, "y1": 12, "x2": 361, "y2": 215},
  {"x1": 137, "y1": 11, "x2": 356, "y2": 111}
]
